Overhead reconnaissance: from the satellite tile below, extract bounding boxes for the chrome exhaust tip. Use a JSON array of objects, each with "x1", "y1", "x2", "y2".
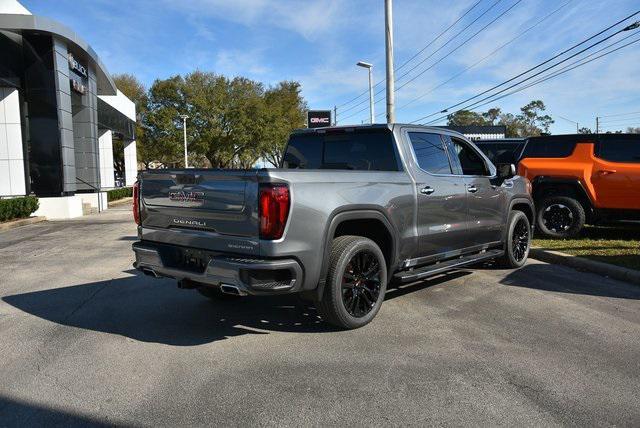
[
  {"x1": 141, "y1": 268, "x2": 159, "y2": 278},
  {"x1": 220, "y1": 284, "x2": 247, "y2": 296}
]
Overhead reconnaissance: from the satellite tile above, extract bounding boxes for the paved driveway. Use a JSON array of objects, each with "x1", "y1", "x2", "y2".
[{"x1": 1, "y1": 205, "x2": 639, "y2": 426}]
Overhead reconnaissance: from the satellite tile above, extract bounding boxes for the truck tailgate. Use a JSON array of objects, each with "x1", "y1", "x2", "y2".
[{"x1": 139, "y1": 169, "x2": 260, "y2": 253}]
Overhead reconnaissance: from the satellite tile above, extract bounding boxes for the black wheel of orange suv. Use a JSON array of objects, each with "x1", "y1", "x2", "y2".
[
  {"x1": 316, "y1": 235, "x2": 387, "y2": 329},
  {"x1": 536, "y1": 196, "x2": 586, "y2": 239}
]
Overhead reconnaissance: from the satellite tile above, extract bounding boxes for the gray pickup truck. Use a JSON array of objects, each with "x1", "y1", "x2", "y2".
[{"x1": 132, "y1": 124, "x2": 534, "y2": 329}]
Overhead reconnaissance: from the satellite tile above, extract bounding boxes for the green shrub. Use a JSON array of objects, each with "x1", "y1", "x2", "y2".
[
  {"x1": 0, "y1": 196, "x2": 39, "y2": 222},
  {"x1": 107, "y1": 187, "x2": 133, "y2": 202}
]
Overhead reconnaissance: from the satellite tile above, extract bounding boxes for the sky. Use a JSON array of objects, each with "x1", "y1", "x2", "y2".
[{"x1": 19, "y1": 0, "x2": 640, "y2": 134}]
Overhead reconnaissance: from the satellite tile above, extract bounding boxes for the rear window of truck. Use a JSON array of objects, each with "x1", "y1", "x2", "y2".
[{"x1": 282, "y1": 129, "x2": 401, "y2": 171}]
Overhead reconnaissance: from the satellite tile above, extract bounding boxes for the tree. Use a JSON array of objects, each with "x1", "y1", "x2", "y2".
[
  {"x1": 113, "y1": 74, "x2": 148, "y2": 172},
  {"x1": 578, "y1": 127, "x2": 592, "y2": 134},
  {"x1": 145, "y1": 75, "x2": 186, "y2": 167},
  {"x1": 446, "y1": 110, "x2": 487, "y2": 126},
  {"x1": 260, "y1": 81, "x2": 307, "y2": 167},
  {"x1": 516, "y1": 100, "x2": 554, "y2": 136},
  {"x1": 482, "y1": 107, "x2": 502, "y2": 125},
  {"x1": 627, "y1": 127, "x2": 640, "y2": 134}
]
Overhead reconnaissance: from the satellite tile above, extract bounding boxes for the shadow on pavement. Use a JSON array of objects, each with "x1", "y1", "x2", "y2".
[
  {"x1": 0, "y1": 395, "x2": 113, "y2": 427},
  {"x1": 500, "y1": 263, "x2": 640, "y2": 299},
  {"x1": 2, "y1": 271, "x2": 333, "y2": 346},
  {"x1": 3, "y1": 269, "x2": 475, "y2": 346}
]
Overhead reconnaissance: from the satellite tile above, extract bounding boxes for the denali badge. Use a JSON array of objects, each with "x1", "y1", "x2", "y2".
[
  {"x1": 172, "y1": 218, "x2": 206, "y2": 227},
  {"x1": 169, "y1": 191, "x2": 205, "y2": 204}
]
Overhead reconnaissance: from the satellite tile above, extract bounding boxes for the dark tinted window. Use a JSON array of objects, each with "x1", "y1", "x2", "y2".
[
  {"x1": 409, "y1": 132, "x2": 452, "y2": 174},
  {"x1": 475, "y1": 142, "x2": 524, "y2": 164},
  {"x1": 449, "y1": 137, "x2": 489, "y2": 176},
  {"x1": 596, "y1": 136, "x2": 640, "y2": 163},
  {"x1": 282, "y1": 129, "x2": 399, "y2": 171},
  {"x1": 521, "y1": 138, "x2": 578, "y2": 158}
]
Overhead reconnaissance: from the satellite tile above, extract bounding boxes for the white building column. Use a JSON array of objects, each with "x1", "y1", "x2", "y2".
[
  {"x1": 0, "y1": 87, "x2": 26, "y2": 197},
  {"x1": 124, "y1": 139, "x2": 137, "y2": 186},
  {"x1": 98, "y1": 129, "x2": 115, "y2": 189}
]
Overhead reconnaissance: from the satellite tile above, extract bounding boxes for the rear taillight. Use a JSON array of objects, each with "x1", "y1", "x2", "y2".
[
  {"x1": 259, "y1": 184, "x2": 290, "y2": 240},
  {"x1": 133, "y1": 181, "x2": 141, "y2": 225}
]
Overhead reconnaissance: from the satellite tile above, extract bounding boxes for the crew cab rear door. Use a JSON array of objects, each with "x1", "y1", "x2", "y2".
[
  {"x1": 591, "y1": 135, "x2": 640, "y2": 210},
  {"x1": 445, "y1": 135, "x2": 505, "y2": 247},
  {"x1": 405, "y1": 131, "x2": 468, "y2": 258}
]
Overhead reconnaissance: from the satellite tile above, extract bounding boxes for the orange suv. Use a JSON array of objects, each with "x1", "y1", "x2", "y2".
[{"x1": 515, "y1": 134, "x2": 640, "y2": 238}]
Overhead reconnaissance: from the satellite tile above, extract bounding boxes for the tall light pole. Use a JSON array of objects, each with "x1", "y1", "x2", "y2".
[
  {"x1": 384, "y1": 0, "x2": 395, "y2": 124},
  {"x1": 357, "y1": 61, "x2": 374, "y2": 124},
  {"x1": 179, "y1": 114, "x2": 189, "y2": 168}
]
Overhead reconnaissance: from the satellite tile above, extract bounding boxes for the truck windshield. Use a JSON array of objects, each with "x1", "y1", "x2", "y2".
[{"x1": 282, "y1": 129, "x2": 400, "y2": 171}]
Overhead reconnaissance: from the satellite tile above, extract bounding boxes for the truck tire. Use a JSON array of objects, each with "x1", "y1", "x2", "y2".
[
  {"x1": 536, "y1": 196, "x2": 585, "y2": 238},
  {"x1": 316, "y1": 235, "x2": 387, "y2": 329},
  {"x1": 497, "y1": 210, "x2": 531, "y2": 268}
]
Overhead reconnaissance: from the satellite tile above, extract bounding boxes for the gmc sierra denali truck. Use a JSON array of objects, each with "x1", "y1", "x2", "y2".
[{"x1": 132, "y1": 124, "x2": 534, "y2": 329}]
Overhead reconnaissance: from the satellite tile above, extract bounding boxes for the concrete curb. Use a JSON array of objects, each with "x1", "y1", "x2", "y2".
[
  {"x1": 530, "y1": 247, "x2": 640, "y2": 286},
  {"x1": 108, "y1": 197, "x2": 133, "y2": 207},
  {"x1": 0, "y1": 216, "x2": 47, "y2": 231}
]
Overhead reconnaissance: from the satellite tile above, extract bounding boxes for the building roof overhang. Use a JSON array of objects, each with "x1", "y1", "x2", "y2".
[{"x1": 0, "y1": 13, "x2": 117, "y2": 95}]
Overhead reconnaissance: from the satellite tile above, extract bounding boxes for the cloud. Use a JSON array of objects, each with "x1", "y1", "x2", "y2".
[{"x1": 160, "y1": 0, "x2": 348, "y2": 40}]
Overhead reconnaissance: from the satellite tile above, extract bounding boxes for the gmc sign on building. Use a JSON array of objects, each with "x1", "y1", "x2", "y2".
[{"x1": 307, "y1": 110, "x2": 332, "y2": 128}]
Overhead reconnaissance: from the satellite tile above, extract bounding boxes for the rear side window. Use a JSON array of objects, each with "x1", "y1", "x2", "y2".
[
  {"x1": 521, "y1": 138, "x2": 578, "y2": 158},
  {"x1": 408, "y1": 132, "x2": 452, "y2": 174},
  {"x1": 596, "y1": 136, "x2": 640, "y2": 163},
  {"x1": 282, "y1": 130, "x2": 400, "y2": 171}
]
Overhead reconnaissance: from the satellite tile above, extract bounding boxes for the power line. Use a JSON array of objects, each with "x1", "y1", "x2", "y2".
[
  {"x1": 335, "y1": 0, "x2": 485, "y2": 110},
  {"x1": 341, "y1": 0, "x2": 522, "y2": 123},
  {"x1": 410, "y1": 10, "x2": 640, "y2": 124},
  {"x1": 394, "y1": 0, "x2": 505, "y2": 85},
  {"x1": 425, "y1": 36, "x2": 640, "y2": 125},
  {"x1": 394, "y1": 0, "x2": 572, "y2": 114},
  {"x1": 339, "y1": 0, "x2": 508, "y2": 117},
  {"x1": 599, "y1": 109, "x2": 640, "y2": 118},
  {"x1": 422, "y1": 35, "x2": 640, "y2": 125}
]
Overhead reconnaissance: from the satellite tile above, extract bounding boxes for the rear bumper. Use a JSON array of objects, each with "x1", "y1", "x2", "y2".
[{"x1": 132, "y1": 241, "x2": 304, "y2": 295}]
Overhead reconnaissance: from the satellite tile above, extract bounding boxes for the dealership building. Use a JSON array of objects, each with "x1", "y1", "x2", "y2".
[{"x1": 0, "y1": 1, "x2": 137, "y2": 218}]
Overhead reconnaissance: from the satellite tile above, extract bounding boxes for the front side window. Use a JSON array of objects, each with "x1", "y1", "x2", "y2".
[
  {"x1": 408, "y1": 132, "x2": 452, "y2": 174},
  {"x1": 596, "y1": 136, "x2": 640, "y2": 163},
  {"x1": 449, "y1": 137, "x2": 490, "y2": 176}
]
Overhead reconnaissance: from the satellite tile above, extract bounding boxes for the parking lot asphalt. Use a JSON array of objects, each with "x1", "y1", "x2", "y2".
[{"x1": 1, "y1": 205, "x2": 639, "y2": 427}]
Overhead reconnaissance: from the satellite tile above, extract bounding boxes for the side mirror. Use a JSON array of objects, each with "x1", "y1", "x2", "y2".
[{"x1": 496, "y1": 163, "x2": 516, "y2": 179}]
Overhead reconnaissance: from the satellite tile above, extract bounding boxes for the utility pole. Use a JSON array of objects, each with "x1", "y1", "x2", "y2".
[
  {"x1": 596, "y1": 116, "x2": 599, "y2": 134},
  {"x1": 179, "y1": 114, "x2": 189, "y2": 168},
  {"x1": 384, "y1": 0, "x2": 395, "y2": 124},
  {"x1": 333, "y1": 105, "x2": 337, "y2": 126}
]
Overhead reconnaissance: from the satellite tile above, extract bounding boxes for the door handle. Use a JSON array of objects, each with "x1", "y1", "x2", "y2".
[
  {"x1": 597, "y1": 169, "x2": 616, "y2": 175},
  {"x1": 420, "y1": 186, "x2": 435, "y2": 195},
  {"x1": 467, "y1": 185, "x2": 478, "y2": 193}
]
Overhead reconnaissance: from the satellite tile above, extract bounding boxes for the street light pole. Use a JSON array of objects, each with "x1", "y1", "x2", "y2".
[
  {"x1": 357, "y1": 61, "x2": 375, "y2": 124},
  {"x1": 179, "y1": 114, "x2": 189, "y2": 168},
  {"x1": 384, "y1": 0, "x2": 395, "y2": 124}
]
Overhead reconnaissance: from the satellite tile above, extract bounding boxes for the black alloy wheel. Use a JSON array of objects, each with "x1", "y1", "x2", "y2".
[
  {"x1": 341, "y1": 250, "x2": 382, "y2": 318},
  {"x1": 542, "y1": 203, "x2": 574, "y2": 233},
  {"x1": 512, "y1": 217, "x2": 530, "y2": 262}
]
